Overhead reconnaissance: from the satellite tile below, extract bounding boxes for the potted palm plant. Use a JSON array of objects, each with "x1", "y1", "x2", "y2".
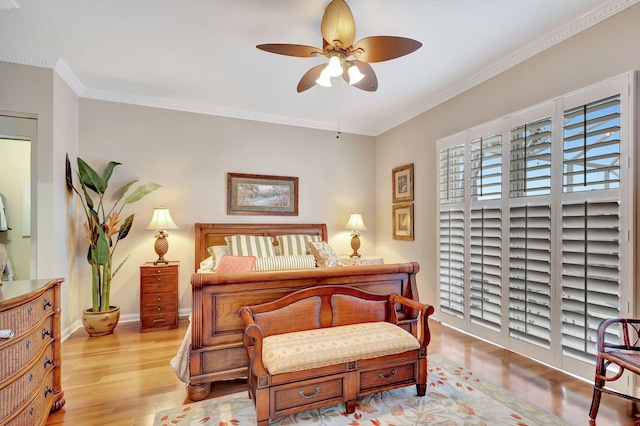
[{"x1": 66, "y1": 154, "x2": 160, "y2": 336}]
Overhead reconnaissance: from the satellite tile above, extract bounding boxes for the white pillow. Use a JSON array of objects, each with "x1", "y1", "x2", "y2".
[{"x1": 206, "y1": 245, "x2": 230, "y2": 271}]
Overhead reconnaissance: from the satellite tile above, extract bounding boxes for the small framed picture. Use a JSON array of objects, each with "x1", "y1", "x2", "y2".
[
  {"x1": 227, "y1": 173, "x2": 298, "y2": 216},
  {"x1": 392, "y1": 163, "x2": 414, "y2": 203},
  {"x1": 392, "y1": 203, "x2": 414, "y2": 240}
]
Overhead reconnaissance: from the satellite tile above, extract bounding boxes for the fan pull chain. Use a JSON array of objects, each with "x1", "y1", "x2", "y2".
[{"x1": 336, "y1": 83, "x2": 341, "y2": 139}]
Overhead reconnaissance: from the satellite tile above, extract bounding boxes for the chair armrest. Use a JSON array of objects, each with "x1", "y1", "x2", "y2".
[
  {"x1": 597, "y1": 318, "x2": 640, "y2": 353},
  {"x1": 390, "y1": 294, "x2": 435, "y2": 348}
]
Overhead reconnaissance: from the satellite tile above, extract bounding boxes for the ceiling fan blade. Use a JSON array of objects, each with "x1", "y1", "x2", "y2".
[
  {"x1": 297, "y1": 64, "x2": 327, "y2": 93},
  {"x1": 351, "y1": 36, "x2": 422, "y2": 63},
  {"x1": 257, "y1": 44, "x2": 324, "y2": 58},
  {"x1": 321, "y1": 0, "x2": 356, "y2": 50},
  {"x1": 342, "y1": 61, "x2": 378, "y2": 92}
]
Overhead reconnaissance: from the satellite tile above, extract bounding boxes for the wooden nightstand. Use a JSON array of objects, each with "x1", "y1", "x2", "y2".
[
  {"x1": 139, "y1": 261, "x2": 179, "y2": 332},
  {"x1": 340, "y1": 255, "x2": 384, "y2": 266}
]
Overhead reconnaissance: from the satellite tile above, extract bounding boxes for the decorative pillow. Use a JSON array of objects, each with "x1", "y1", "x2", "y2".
[
  {"x1": 307, "y1": 241, "x2": 343, "y2": 267},
  {"x1": 254, "y1": 255, "x2": 316, "y2": 271},
  {"x1": 277, "y1": 234, "x2": 322, "y2": 256},
  {"x1": 199, "y1": 256, "x2": 215, "y2": 272},
  {"x1": 207, "y1": 245, "x2": 230, "y2": 271},
  {"x1": 225, "y1": 235, "x2": 275, "y2": 258},
  {"x1": 215, "y1": 255, "x2": 257, "y2": 273}
]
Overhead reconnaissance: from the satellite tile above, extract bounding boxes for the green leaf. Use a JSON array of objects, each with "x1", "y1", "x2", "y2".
[
  {"x1": 65, "y1": 154, "x2": 73, "y2": 191},
  {"x1": 118, "y1": 214, "x2": 134, "y2": 241},
  {"x1": 78, "y1": 157, "x2": 106, "y2": 194},
  {"x1": 100, "y1": 161, "x2": 122, "y2": 191},
  {"x1": 123, "y1": 183, "x2": 161, "y2": 204},
  {"x1": 113, "y1": 180, "x2": 137, "y2": 206},
  {"x1": 94, "y1": 227, "x2": 110, "y2": 265}
]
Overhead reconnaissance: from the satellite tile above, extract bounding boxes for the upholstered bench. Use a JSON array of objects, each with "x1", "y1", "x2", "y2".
[{"x1": 239, "y1": 285, "x2": 434, "y2": 426}]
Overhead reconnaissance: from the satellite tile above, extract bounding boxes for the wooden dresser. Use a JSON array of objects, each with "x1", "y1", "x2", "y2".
[
  {"x1": 139, "y1": 261, "x2": 179, "y2": 332},
  {"x1": 0, "y1": 278, "x2": 65, "y2": 425}
]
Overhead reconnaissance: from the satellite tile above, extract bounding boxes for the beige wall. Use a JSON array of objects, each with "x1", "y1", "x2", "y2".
[
  {"x1": 376, "y1": 3, "x2": 640, "y2": 309},
  {"x1": 77, "y1": 99, "x2": 377, "y2": 320}
]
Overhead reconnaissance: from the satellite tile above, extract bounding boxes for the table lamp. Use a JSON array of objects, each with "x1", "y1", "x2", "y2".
[
  {"x1": 345, "y1": 212, "x2": 367, "y2": 258},
  {"x1": 145, "y1": 207, "x2": 179, "y2": 264}
]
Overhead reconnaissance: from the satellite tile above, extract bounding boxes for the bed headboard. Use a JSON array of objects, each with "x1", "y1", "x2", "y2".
[{"x1": 194, "y1": 223, "x2": 328, "y2": 271}]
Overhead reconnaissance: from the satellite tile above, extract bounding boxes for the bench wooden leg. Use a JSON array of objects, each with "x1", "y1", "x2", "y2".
[
  {"x1": 345, "y1": 399, "x2": 356, "y2": 414},
  {"x1": 416, "y1": 383, "x2": 426, "y2": 396}
]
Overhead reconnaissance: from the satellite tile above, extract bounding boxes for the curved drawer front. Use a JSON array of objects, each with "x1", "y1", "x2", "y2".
[
  {"x1": 0, "y1": 316, "x2": 53, "y2": 382},
  {"x1": 0, "y1": 289, "x2": 54, "y2": 338},
  {"x1": 0, "y1": 344, "x2": 54, "y2": 419},
  {"x1": 5, "y1": 370, "x2": 55, "y2": 426}
]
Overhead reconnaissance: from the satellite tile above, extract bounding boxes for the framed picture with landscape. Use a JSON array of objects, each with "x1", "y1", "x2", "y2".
[
  {"x1": 227, "y1": 173, "x2": 298, "y2": 216},
  {"x1": 392, "y1": 163, "x2": 414, "y2": 203},
  {"x1": 392, "y1": 203, "x2": 414, "y2": 240}
]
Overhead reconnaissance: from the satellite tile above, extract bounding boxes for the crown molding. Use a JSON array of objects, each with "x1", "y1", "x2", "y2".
[{"x1": 372, "y1": 0, "x2": 640, "y2": 136}]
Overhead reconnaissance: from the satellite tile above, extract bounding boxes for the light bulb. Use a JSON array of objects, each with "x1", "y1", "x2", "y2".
[
  {"x1": 315, "y1": 68, "x2": 332, "y2": 87},
  {"x1": 348, "y1": 63, "x2": 364, "y2": 85},
  {"x1": 326, "y1": 55, "x2": 343, "y2": 77}
]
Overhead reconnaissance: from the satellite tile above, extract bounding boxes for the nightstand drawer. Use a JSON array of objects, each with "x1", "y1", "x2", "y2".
[
  {"x1": 141, "y1": 282, "x2": 176, "y2": 294},
  {"x1": 141, "y1": 292, "x2": 177, "y2": 306},
  {"x1": 140, "y1": 273, "x2": 177, "y2": 285},
  {"x1": 141, "y1": 313, "x2": 178, "y2": 330},
  {"x1": 141, "y1": 302, "x2": 177, "y2": 316}
]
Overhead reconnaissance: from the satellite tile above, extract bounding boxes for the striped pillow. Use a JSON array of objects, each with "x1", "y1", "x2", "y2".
[
  {"x1": 225, "y1": 235, "x2": 275, "y2": 258},
  {"x1": 254, "y1": 255, "x2": 317, "y2": 271},
  {"x1": 277, "y1": 234, "x2": 322, "y2": 256}
]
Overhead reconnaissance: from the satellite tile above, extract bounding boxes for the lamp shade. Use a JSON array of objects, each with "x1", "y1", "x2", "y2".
[
  {"x1": 145, "y1": 208, "x2": 179, "y2": 231},
  {"x1": 345, "y1": 212, "x2": 367, "y2": 232}
]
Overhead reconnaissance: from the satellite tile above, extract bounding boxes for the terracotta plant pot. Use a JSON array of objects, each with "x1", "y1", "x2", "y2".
[{"x1": 82, "y1": 306, "x2": 120, "y2": 337}]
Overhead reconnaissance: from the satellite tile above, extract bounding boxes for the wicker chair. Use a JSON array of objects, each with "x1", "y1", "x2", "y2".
[{"x1": 589, "y1": 318, "x2": 640, "y2": 420}]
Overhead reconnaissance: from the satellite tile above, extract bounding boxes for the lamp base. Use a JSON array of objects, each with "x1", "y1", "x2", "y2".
[
  {"x1": 350, "y1": 234, "x2": 361, "y2": 258},
  {"x1": 154, "y1": 234, "x2": 170, "y2": 265}
]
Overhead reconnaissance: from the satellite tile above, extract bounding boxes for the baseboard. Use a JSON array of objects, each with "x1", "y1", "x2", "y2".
[{"x1": 61, "y1": 308, "x2": 192, "y2": 342}]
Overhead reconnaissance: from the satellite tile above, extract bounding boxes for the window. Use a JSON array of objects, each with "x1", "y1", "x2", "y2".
[{"x1": 437, "y1": 73, "x2": 633, "y2": 383}]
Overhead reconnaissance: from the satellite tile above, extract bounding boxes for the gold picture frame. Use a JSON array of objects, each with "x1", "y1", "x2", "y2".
[
  {"x1": 392, "y1": 203, "x2": 414, "y2": 240},
  {"x1": 392, "y1": 163, "x2": 414, "y2": 203},
  {"x1": 227, "y1": 173, "x2": 298, "y2": 216}
]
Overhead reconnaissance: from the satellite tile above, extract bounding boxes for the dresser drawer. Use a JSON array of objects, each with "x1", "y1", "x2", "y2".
[
  {"x1": 271, "y1": 375, "x2": 345, "y2": 417},
  {"x1": 0, "y1": 343, "x2": 54, "y2": 419},
  {"x1": 6, "y1": 370, "x2": 55, "y2": 426},
  {"x1": 358, "y1": 361, "x2": 416, "y2": 393},
  {"x1": 0, "y1": 289, "x2": 54, "y2": 338},
  {"x1": 140, "y1": 313, "x2": 177, "y2": 330},
  {"x1": 0, "y1": 316, "x2": 53, "y2": 382}
]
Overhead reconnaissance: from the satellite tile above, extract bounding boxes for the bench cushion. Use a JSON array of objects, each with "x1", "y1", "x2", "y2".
[{"x1": 262, "y1": 322, "x2": 420, "y2": 375}]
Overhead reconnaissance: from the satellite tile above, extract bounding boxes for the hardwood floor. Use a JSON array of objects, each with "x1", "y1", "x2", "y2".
[{"x1": 45, "y1": 317, "x2": 639, "y2": 426}]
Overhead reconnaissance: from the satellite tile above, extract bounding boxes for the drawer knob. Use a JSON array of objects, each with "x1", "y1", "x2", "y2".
[
  {"x1": 157, "y1": 296, "x2": 162, "y2": 301},
  {"x1": 157, "y1": 306, "x2": 161, "y2": 311},
  {"x1": 43, "y1": 299, "x2": 52, "y2": 309},
  {"x1": 157, "y1": 276, "x2": 162, "y2": 281},
  {"x1": 153, "y1": 318, "x2": 166, "y2": 323},
  {"x1": 298, "y1": 386, "x2": 321, "y2": 399},
  {"x1": 44, "y1": 386, "x2": 53, "y2": 397},
  {"x1": 378, "y1": 369, "x2": 397, "y2": 381},
  {"x1": 42, "y1": 328, "x2": 51, "y2": 339},
  {"x1": 44, "y1": 357, "x2": 54, "y2": 368}
]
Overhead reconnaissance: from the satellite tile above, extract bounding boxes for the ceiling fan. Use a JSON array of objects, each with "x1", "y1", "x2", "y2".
[{"x1": 256, "y1": 0, "x2": 422, "y2": 93}]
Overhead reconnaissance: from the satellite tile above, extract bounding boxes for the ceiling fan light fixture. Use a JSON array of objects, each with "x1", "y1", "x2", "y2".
[
  {"x1": 347, "y1": 63, "x2": 364, "y2": 85},
  {"x1": 316, "y1": 68, "x2": 333, "y2": 87},
  {"x1": 326, "y1": 54, "x2": 343, "y2": 77}
]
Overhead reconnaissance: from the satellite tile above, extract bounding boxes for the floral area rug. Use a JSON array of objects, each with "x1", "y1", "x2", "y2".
[{"x1": 154, "y1": 353, "x2": 569, "y2": 425}]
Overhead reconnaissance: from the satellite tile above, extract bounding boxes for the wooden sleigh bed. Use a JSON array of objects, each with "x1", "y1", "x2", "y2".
[{"x1": 185, "y1": 223, "x2": 422, "y2": 401}]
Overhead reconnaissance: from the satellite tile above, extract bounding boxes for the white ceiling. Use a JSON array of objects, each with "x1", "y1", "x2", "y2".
[{"x1": 0, "y1": 0, "x2": 636, "y2": 136}]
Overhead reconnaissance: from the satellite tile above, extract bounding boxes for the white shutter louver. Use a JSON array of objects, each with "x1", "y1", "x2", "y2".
[
  {"x1": 470, "y1": 208, "x2": 502, "y2": 331},
  {"x1": 510, "y1": 117, "x2": 552, "y2": 198},
  {"x1": 470, "y1": 133, "x2": 502, "y2": 201},
  {"x1": 439, "y1": 209, "x2": 465, "y2": 319},
  {"x1": 508, "y1": 205, "x2": 552, "y2": 348},
  {"x1": 439, "y1": 145, "x2": 465, "y2": 203}
]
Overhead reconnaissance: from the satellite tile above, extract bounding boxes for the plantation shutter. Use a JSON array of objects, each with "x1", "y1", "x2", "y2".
[
  {"x1": 470, "y1": 133, "x2": 502, "y2": 200},
  {"x1": 561, "y1": 202, "x2": 620, "y2": 360},
  {"x1": 509, "y1": 117, "x2": 552, "y2": 198},
  {"x1": 439, "y1": 209, "x2": 465, "y2": 319},
  {"x1": 470, "y1": 208, "x2": 502, "y2": 331},
  {"x1": 508, "y1": 205, "x2": 552, "y2": 348},
  {"x1": 439, "y1": 144, "x2": 465, "y2": 203}
]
